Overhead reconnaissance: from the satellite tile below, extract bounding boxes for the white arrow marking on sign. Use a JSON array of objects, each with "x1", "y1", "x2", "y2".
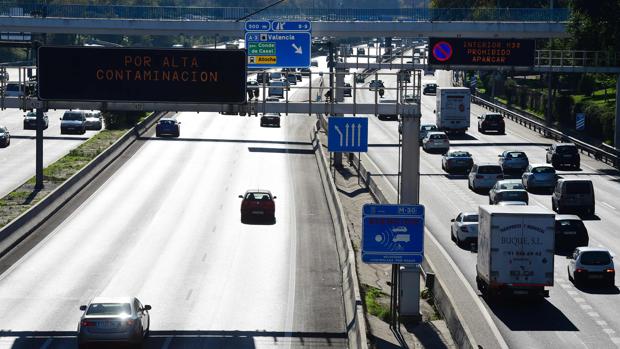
[
  {"x1": 357, "y1": 124, "x2": 362, "y2": 146},
  {"x1": 334, "y1": 125, "x2": 343, "y2": 147},
  {"x1": 292, "y1": 43, "x2": 303, "y2": 55},
  {"x1": 345, "y1": 124, "x2": 349, "y2": 147},
  {"x1": 350, "y1": 124, "x2": 355, "y2": 147}
]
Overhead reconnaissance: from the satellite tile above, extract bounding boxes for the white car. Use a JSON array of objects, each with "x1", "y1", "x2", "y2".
[
  {"x1": 422, "y1": 131, "x2": 450, "y2": 153},
  {"x1": 450, "y1": 212, "x2": 478, "y2": 248},
  {"x1": 567, "y1": 247, "x2": 615, "y2": 287},
  {"x1": 522, "y1": 164, "x2": 557, "y2": 191},
  {"x1": 468, "y1": 163, "x2": 504, "y2": 191}
]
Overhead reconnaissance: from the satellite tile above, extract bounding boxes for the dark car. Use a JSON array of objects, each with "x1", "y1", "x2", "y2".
[
  {"x1": 60, "y1": 111, "x2": 87, "y2": 135},
  {"x1": 546, "y1": 143, "x2": 580, "y2": 169},
  {"x1": 477, "y1": 113, "x2": 505, "y2": 134},
  {"x1": 300, "y1": 68, "x2": 311, "y2": 76},
  {"x1": 286, "y1": 74, "x2": 297, "y2": 85},
  {"x1": 343, "y1": 83, "x2": 352, "y2": 97},
  {"x1": 260, "y1": 113, "x2": 281, "y2": 127},
  {"x1": 555, "y1": 215, "x2": 589, "y2": 254},
  {"x1": 239, "y1": 190, "x2": 276, "y2": 223},
  {"x1": 256, "y1": 72, "x2": 269, "y2": 84},
  {"x1": 423, "y1": 83, "x2": 437, "y2": 95},
  {"x1": 247, "y1": 80, "x2": 260, "y2": 99},
  {"x1": 442, "y1": 151, "x2": 474, "y2": 173},
  {"x1": 0, "y1": 126, "x2": 10, "y2": 147},
  {"x1": 155, "y1": 118, "x2": 180, "y2": 137},
  {"x1": 369, "y1": 79, "x2": 384, "y2": 91},
  {"x1": 268, "y1": 80, "x2": 287, "y2": 98},
  {"x1": 23, "y1": 111, "x2": 49, "y2": 130}
]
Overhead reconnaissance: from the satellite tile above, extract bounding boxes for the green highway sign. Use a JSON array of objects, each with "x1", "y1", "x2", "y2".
[{"x1": 248, "y1": 42, "x2": 276, "y2": 55}]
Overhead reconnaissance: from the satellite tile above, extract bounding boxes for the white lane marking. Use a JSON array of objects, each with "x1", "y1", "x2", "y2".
[
  {"x1": 604, "y1": 329, "x2": 616, "y2": 335},
  {"x1": 611, "y1": 337, "x2": 620, "y2": 344},
  {"x1": 574, "y1": 297, "x2": 586, "y2": 303},
  {"x1": 161, "y1": 336, "x2": 173, "y2": 349},
  {"x1": 39, "y1": 339, "x2": 52, "y2": 349},
  {"x1": 558, "y1": 282, "x2": 569, "y2": 289},
  {"x1": 598, "y1": 320, "x2": 609, "y2": 327},
  {"x1": 567, "y1": 290, "x2": 578, "y2": 296},
  {"x1": 588, "y1": 311, "x2": 600, "y2": 318},
  {"x1": 602, "y1": 202, "x2": 616, "y2": 210},
  {"x1": 579, "y1": 304, "x2": 592, "y2": 310}
]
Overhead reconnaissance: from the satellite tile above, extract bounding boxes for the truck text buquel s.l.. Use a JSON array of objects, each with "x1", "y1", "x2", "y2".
[
  {"x1": 435, "y1": 87, "x2": 470, "y2": 134},
  {"x1": 476, "y1": 205, "x2": 555, "y2": 300}
]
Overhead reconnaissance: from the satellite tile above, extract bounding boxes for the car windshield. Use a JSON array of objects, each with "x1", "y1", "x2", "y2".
[
  {"x1": 500, "y1": 182, "x2": 524, "y2": 190},
  {"x1": 532, "y1": 167, "x2": 554, "y2": 174},
  {"x1": 463, "y1": 214, "x2": 478, "y2": 222},
  {"x1": 421, "y1": 125, "x2": 436, "y2": 131},
  {"x1": 159, "y1": 120, "x2": 176, "y2": 125},
  {"x1": 478, "y1": 166, "x2": 502, "y2": 174},
  {"x1": 565, "y1": 181, "x2": 591, "y2": 194},
  {"x1": 246, "y1": 192, "x2": 271, "y2": 200},
  {"x1": 63, "y1": 113, "x2": 83, "y2": 121},
  {"x1": 6, "y1": 84, "x2": 19, "y2": 92},
  {"x1": 26, "y1": 112, "x2": 36, "y2": 118},
  {"x1": 270, "y1": 73, "x2": 282, "y2": 80},
  {"x1": 506, "y1": 152, "x2": 526, "y2": 159},
  {"x1": 430, "y1": 134, "x2": 446, "y2": 140},
  {"x1": 0, "y1": 127, "x2": 6, "y2": 133},
  {"x1": 449, "y1": 151, "x2": 471, "y2": 158},
  {"x1": 556, "y1": 145, "x2": 578, "y2": 154},
  {"x1": 580, "y1": 251, "x2": 612, "y2": 266},
  {"x1": 485, "y1": 114, "x2": 502, "y2": 121},
  {"x1": 499, "y1": 191, "x2": 528, "y2": 200},
  {"x1": 86, "y1": 303, "x2": 131, "y2": 316}
]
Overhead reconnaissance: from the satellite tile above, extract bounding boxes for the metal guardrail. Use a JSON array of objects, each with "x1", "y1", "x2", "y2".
[
  {"x1": 473, "y1": 95, "x2": 620, "y2": 168},
  {"x1": 0, "y1": 3, "x2": 569, "y2": 22}
]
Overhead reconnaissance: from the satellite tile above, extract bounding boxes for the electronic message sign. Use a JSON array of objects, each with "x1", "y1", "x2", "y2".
[
  {"x1": 38, "y1": 46, "x2": 246, "y2": 104},
  {"x1": 428, "y1": 38, "x2": 535, "y2": 67}
]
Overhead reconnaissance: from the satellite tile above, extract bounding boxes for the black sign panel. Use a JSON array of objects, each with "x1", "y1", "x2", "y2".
[
  {"x1": 428, "y1": 38, "x2": 535, "y2": 67},
  {"x1": 38, "y1": 46, "x2": 246, "y2": 103}
]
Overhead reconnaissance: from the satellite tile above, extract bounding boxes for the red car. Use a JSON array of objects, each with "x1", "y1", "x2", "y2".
[{"x1": 239, "y1": 190, "x2": 276, "y2": 223}]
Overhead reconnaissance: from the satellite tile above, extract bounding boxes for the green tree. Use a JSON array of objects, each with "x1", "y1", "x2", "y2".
[{"x1": 568, "y1": 0, "x2": 620, "y2": 51}]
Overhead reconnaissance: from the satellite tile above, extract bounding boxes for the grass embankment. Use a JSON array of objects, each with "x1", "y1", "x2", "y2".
[
  {"x1": 362, "y1": 284, "x2": 391, "y2": 322},
  {"x1": 0, "y1": 129, "x2": 128, "y2": 229}
]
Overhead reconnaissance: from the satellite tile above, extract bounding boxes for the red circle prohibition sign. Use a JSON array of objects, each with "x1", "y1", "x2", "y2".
[{"x1": 432, "y1": 41, "x2": 453, "y2": 62}]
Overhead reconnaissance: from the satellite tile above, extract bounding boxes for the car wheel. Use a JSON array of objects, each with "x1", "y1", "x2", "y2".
[
  {"x1": 451, "y1": 229, "x2": 456, "y2": 242},
  {"x1": 155, "y1": 131, "x2": 161, "y2": 137},
  {"x1": 175, "y1": 131, "x2": 180, "y2": 138},
  {"x1": 567, "y1": 267, "x2": 573, "y2": 282},
  {"x1": 241, "y1": 215, "x2": 248, "y2": 224},
  {"x1": 489, "y1": 197, "x2": 493, "y2": 205},
  {"x1": 499, "y1": 129, "x2": 505, "y2": 135},
  {"x1": 468, "y1": 179, "x2": 472, "y2": 190},
  {"x1": 552, "y1": 200, "x2": 556, "y2": 212}
]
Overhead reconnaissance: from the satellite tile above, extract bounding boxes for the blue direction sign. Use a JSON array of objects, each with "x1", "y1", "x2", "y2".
[
  {"x1": 362, "y1": 204, "x2": 425, "y2": 264},
  {"x1": 328, "y1": 117, "x2": 368, "y2": 153},
  {"x1": 245, "y1": 20, "x2": 311, "y2": 68},
  {"x1": 245, "y1": 32, "x2": 310, "y2": 68}
]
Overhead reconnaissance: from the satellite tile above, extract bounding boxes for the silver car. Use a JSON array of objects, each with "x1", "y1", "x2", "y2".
[
  {"x1": 468, "y1": 163, "x2": 503, "y2": 191},
  {"x1": 522, "y1": 164, "x2": 557, "y2": 191},
  {"x1": 498, "y1": 150, "x2": 529, "y2": 173},
  {"x1": 84, "y1": 111, "x2": 103, "y2": 131},
  {"x1": 78, "y1": 296, "x2": 151, "y2": 348},
  {"x1": 422, "y1": 131, "x2": 450, "y2": 153},
  {"x1": 419, "y1": 124, "x2": 438, "y2": 144},
  {"x1": 451, "y1": 212, "x2": 478, "y2": 248},
  {"x1": 567, "y1": 247, "x2": 615, "y2": 287},
  {"x1": 488, "y1": 179, "x2": 529, "y2": 205}
]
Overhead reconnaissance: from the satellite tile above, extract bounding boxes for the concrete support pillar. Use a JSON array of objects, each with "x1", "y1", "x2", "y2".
[
  {"x1": 385, "y1": 37, "x2": 393, "y2": 55},
  {"x1": 335, "y1": 67, "x2": 345, "y2": 102},
  {"x1": 546, "y1": 72, "x2": 553, "y2": 127},
  {"x1": 400, "y1": 104, "x2": 421, "y2": 205},
  {"x1": 35, "y1": 108, "x2": 44, "y2": 190},
  {"x1": 615, "y1": 74, "x2": 620, "y2": 148}
]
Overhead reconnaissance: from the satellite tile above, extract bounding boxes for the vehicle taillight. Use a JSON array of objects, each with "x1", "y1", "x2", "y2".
[
  {"x1": 575, "y1": 268, "x2": 586, "y2": 273},
  {"x1": 81, "y1": 320, "x2": 96, "y2": 327},
  {"x1": 606, "y1": 269, "x2": 615, "y2": 273},
  {"x1": 126, "y1": 319, "x2": 134, "y2": 326}
]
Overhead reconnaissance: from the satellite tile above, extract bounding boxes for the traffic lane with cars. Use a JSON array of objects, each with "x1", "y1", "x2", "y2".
[
  {"x1": 361, "y1": 69, "x2": 620, "y2": 348},
  {"x1": 0, "y1": 108, "x2": 96, "y2": 198},
  {"x1": 0, "y1": 113, "x2": 347, "y2": 348},
  {"x1": 430, "y1": 70, "x2": 620, "y2": 260}
]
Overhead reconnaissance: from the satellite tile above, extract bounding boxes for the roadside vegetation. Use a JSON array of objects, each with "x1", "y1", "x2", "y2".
[
  {"x1": 0, "y1": 111, "x2": 147, "y2": 229},
  {"x1": 362, "y1": 284, "x2": 391, "y2": 322}
]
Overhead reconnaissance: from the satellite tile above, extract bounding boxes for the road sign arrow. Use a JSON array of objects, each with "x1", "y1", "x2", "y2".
[
  {"x1": 292, "y1": 43, "x2": 302, "y2": 55},
  {"x1": 345, "y1": 124, "x2": 349, "y2": 147},
  {"x1": 334, "y1": 125, "x2": 343, "y2": 147},
  {"x1": 357, "y1": 124, "x2": 362, "y2": 146}
]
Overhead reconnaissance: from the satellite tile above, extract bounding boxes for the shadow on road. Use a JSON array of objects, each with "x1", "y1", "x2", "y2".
[
  {"x1": 0, "y1": 330, "x2": 348, "y2": 349},
  {"x1": 488, "y1": 298, "x2": 579, "y2": 332}
]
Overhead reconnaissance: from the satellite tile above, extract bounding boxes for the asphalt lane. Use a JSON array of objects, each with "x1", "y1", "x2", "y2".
[
  {"x1": 0, "y1": 106, "x2": 99, "y2": 198},
  {"x1": 356, "y1": 63, "x2": 620, "y2": 348},
  {"x1": 0, "y1": 111, "x2": 347, "y2": 348}
]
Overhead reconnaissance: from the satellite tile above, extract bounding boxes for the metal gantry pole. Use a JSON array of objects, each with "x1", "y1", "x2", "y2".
[
  {"x1": 546, "y1": 72, "x2": 553, "y2": 128},
  {"x1": 35, "y1": 107, "x2": 44, "y2": 190},
  {"x1": 615, "y1": 74, "x2": 620, "y2": 149}
]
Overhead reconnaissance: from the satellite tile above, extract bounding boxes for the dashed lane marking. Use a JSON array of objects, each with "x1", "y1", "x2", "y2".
[
  {"x1": 580, "y1": 304, "x2": 593, "y2": 311},
  {"x1": 598, "y1": 320, "x2": 609, "y2": 327},
  {"x1": 602, "y1": 202, "x2": 616, "y2": 210},
  {"x1": 588, "y1": 311, "x2": 600, "y2": 318}
]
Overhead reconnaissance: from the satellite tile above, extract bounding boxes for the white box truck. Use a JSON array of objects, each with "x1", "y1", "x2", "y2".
[
  {"x1": 476, "y1": 205, "x2": 555, "y2": 299},
  {"x1": 435, "y1": 87, "x2": 470, "y2": 134}
]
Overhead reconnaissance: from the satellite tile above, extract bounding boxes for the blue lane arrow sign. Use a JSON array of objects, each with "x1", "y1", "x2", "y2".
[
  {"x1": 245, "y1": 21, "x2": 271, "y2": 31},
  {"x1": 271, "y1": 20, "x2": 312, "y2": 32}
]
